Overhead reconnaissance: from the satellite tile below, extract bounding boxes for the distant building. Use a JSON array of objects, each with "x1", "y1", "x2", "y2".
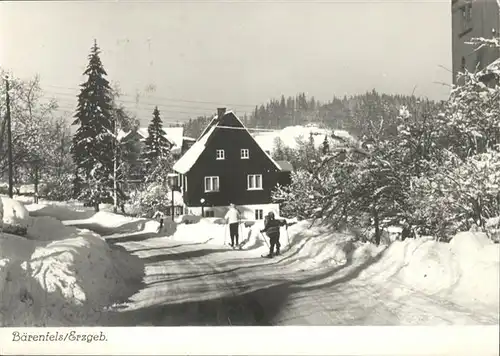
[
  {"x1": 451, "y1": 0, "x2": 500, "y2": 85},
  {"x1": 118, "y1": 126, "x2": 191, "y2": 160},
  {"x1": 172, "y1": 108, "x2": 293, "y2": 220}
]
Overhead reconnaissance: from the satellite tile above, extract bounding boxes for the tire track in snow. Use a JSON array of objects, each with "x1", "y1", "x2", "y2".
[{"x1": 103, "y1": 235, "x2": 498, "y2": 326}]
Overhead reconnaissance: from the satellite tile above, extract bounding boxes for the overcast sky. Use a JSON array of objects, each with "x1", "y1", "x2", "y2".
[{"x1": 1, "y1": 0, "x2": 452, "y2": 126}]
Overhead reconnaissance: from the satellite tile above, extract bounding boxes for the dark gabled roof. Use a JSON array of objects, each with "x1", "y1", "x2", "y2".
[
  {"x1": 276, "y1": 160, "x2": 293, "y2": 172},
  {"x1": 173, "y1": 110, "x2": 282, "y2": 174}
]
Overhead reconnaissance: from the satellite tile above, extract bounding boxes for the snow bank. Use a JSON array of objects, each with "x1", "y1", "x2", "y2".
[
  {"x1": 357, "y1": 233, "x2": 499, "y2": 313},
  {"x1": 0, "y1": 234, "x2": 38, "y2": 261},
  {"x1": 63, "y1": 212, "x2": 149, "y2": 236},
  {"x1": 447, "y1": 232, "x2": 499, "y2": 308},
  {"x1": 26, "y1": 203, "x2": 96, "y2": 221},
  {"x1": 284, "y1": 221, "x2": 379, "y2": 267},
  {"x1": 0, "y1": 210, "x2": 144, "y2": 326},
  {"x1": 1, "y1": 197, "x2": 30, "y2": 236},
  {"x1": 26, "y1": 216, "x2": 78, "y2": 241},
  {"x1": 178, "y1": 214, "x2": 202, "y2": 225}
]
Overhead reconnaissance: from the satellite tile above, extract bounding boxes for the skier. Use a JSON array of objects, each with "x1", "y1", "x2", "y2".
[
  {"x1": 224, "y1": 203, "x2": 241, "y2": 248},
  {"x1": 261, "y1": 212, "x2": 287, "y2": 258}
]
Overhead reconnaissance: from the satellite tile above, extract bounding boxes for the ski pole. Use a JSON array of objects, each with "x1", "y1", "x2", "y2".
[{"x1": 259, "y1": 231, "x2": 270, "y2": 248}]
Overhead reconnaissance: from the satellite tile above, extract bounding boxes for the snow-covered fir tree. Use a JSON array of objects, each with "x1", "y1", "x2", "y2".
[
  {"x1": 71, "y1": 40, "x2": 114, "y2": 210},
  {"x1": 142, "y1": 106, "x2": 172, "y2": 165}
]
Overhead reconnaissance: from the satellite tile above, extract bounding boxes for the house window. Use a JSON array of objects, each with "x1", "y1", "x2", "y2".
[
  {"x1": 204, "y1": 176, "x2": 220, "y2": 192},
  {"x1": 247, "y1": 174, "x2": 263, "y2": 190},
  {"x1": 205, "y1": 210, "x2": 215, "y2": 218},
  {"x1": 216, "y1": 149, "x2": 225, "y2": 160},
  {"x1": 241, "y1": 149, "x2": 249, "y2": 159},
  {"x1": 255, "y1": 209, "x2": 264, "y2": 220}
]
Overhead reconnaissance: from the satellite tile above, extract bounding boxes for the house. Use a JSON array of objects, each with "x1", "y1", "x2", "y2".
[
  {"x1": 172, "y1": 108, "x2": 293, "y2": 220},
  {"x1": 181, "y1": 136, "x2": 196, "y2": 154},
  {"x1": 118, "y1": 126, "x2": 191, "y2": 159},
  {"x1": 451, "y1": 0, "x2": 500, "y2": 85}
]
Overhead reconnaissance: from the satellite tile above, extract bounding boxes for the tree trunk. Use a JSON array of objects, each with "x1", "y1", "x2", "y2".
[
  {"x1": 373, "y1": 207, "x2": 381, "y2": 245},
  {"x1": 113, "y1": 156, "x2": 118, "y2": 213},
  {"x1": 34, "y1": 165, "x2": 39, "y2": 204},
  {"x1": 112, "y1": 115, "x2": 118, "y2": 214}
]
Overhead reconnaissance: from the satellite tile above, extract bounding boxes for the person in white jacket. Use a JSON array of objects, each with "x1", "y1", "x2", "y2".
[{"x1": 224, "y1": 203, "x2": 241, "y2": 248}]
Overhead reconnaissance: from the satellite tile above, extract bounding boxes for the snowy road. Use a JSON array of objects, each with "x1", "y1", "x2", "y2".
[{"x1": 101, "y1": 231, "x2": 498, "y2": 326}]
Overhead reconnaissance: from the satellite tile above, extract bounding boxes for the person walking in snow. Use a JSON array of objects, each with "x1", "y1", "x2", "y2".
[
  {"x1": 152, "y1": 210, "x2": 165, "y2": 233},
  {"x1": 261, "y1": 212, "x2": 287, "y2": 258},
  {"x1": 224, "y1": 203, "x2": 241, "y2": 248}
]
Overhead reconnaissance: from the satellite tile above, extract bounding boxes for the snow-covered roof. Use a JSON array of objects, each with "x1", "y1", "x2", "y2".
[
  {"x1": 116, "y1": 130, "x2": 130, "y2": 142},
  {"x1": 173, "y1": 125, "x2": 217, "y2": 174},
  {"x1": 163, "y1": 127, "x2": 184, "y2": 149},
  {"x1": 117, "y1": 126, "x2": 184, "y2": 149},
  {"x1": 276, "y1": 160, "x2": 293, "y2": 172},
  {"x1": 173, "y1": 111, "x2": 283, "y2": 174},
  {"x1": 137, "y1": 127, "x2": 149, "y2": 140}
]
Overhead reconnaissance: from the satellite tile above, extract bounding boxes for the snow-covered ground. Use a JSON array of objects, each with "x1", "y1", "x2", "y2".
[
  {"x1": 0, "y1": 198, "x2": 143, "y2": 326},
  {"x1": 1, "y1": 198, "x2": 499, "y2": 326},
  {"x1": 253, "y1": 124, "x2": 354, "y2": 154}
]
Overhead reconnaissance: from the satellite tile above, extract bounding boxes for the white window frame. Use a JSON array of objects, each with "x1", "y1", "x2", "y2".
[
  {"x1": 247, "y1": 174, "x2": 263, "y2": 191},
  {"x1": 204, "y1": 176, "x2": 220, "y2": 192},
  {"x1": 241, "y1": 149, "x2": 249, "y2": 159},
  {"x1": 216, "y1": 149, "x2": 225, "y2": 160}
]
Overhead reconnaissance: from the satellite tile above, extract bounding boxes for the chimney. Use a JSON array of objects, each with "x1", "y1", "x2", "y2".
[{"x1": 217, "y1": 107, "x2": 226, "y2": 118}]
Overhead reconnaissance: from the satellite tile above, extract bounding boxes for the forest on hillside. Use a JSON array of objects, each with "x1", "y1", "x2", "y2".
[{"x1": 182, "y1": 90, "x2": 441, "y2": 140}]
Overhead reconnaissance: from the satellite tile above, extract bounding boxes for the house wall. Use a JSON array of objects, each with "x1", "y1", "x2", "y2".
[
  {"x1": 183, "y1": 113, "x2": 283, "y2": 208},
  {"x1": 185, "y1": 203, "x2": 281, "y2": 220},
  {"x1": 278, "y1": 171, "x2": 292, "y2": 186},
  {"x1": 452, "y1": 0, "x2": 500, "y2": 84}
]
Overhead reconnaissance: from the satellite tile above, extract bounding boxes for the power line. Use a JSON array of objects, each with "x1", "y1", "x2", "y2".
[
  {"x1": 47, "y1": 98, "x2": 216, "y2": 116},
  {"x1": 42, "y1": 90, "x2": 227, "y2": 112},
  {"x1": 43, "y1": 84, "x2": 257, "y2": 109},
  {"x1": 51, "y1": 107, "x2": 193, "y2": 124},
  {"x1": 41, "y1": 92, "x2": 249, "y2": 119},
  {"x1": 50, "y1": 103, "x2": 207, "y2": 124}
]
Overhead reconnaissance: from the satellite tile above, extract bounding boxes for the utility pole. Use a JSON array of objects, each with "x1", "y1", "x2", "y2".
[{"x1": 5, "y1": 75, "x2": 13, "y2": 198}]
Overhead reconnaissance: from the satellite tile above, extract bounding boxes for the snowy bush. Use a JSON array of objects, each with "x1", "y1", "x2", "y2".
[
  {"x1": 129, "y1": 182, "x2": 172, "y2": 218},
  {"x1": 409, "y1": 150, "x2": 500, "y2": 239},
  {"x1": 39, "y1": 174, "x2": 74, "y2": 202}
]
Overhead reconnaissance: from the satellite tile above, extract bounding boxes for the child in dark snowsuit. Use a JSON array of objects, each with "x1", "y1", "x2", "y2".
[{"x1": 261, "y1": 212, "x2": 287, "y2": 258}]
